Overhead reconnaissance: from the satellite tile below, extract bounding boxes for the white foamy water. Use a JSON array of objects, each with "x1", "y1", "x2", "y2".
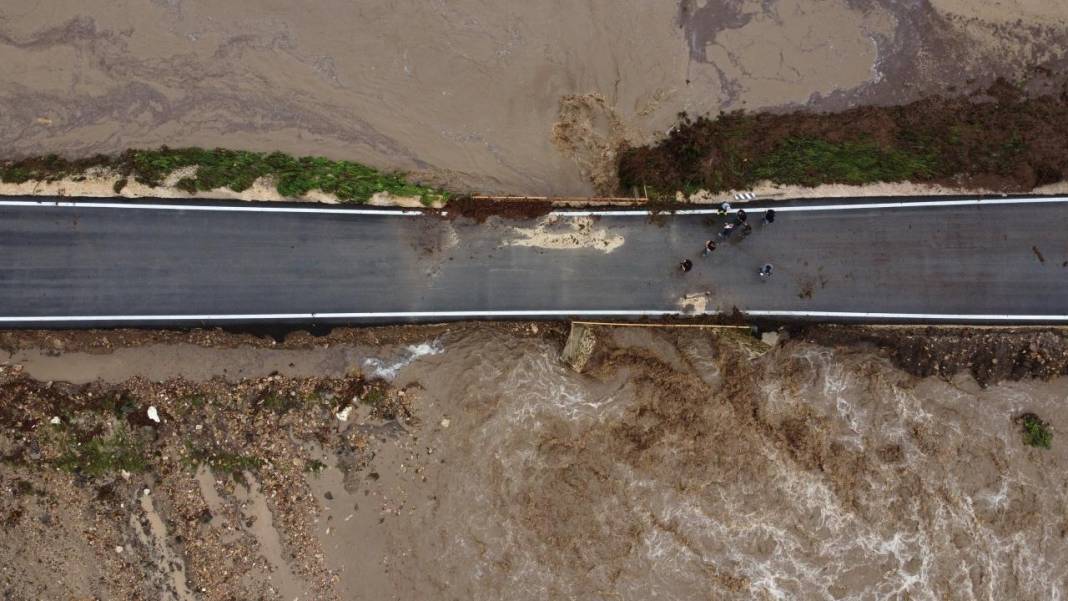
[{"x1": 361, "y1": 340, "x2": 444, "y2": 380}]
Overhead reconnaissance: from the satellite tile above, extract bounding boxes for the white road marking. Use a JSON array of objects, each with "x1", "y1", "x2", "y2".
[
  {"x1": 0, "y1": 310, "x2": 677, "y2": 323},
  {"x1": 1, "y1": 195, "x2": 1068, "y2": 217},
  {"x1": 0, "y1": 200, "x2": 428, "y2": 216},
  {"x1": 556, "y1": 196, "x2": 1068, "y2": 216},
  {"x1": 1, "y1": 309, "x2": 1067, "y2": 323},
  {"x1": 744, "y1": 310, "x2": 1068, "y2": 321}
]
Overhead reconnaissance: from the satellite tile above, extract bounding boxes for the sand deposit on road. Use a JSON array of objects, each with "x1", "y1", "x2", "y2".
[{"x1": 504, "y1": 215, "x2": 624, "y2": 253}]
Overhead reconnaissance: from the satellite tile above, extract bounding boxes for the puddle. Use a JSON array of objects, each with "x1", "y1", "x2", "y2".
[
  {"x1": 233, "y1": 473, "x2": 309, "y2": 601},
  {"x1": 132, "y1": 491, "x2": 197, "y2": 601}
]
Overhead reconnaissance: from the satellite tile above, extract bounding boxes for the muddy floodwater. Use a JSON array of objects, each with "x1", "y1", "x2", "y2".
[
  {"x1": 317, "y1": 328, "x2": 1068, "y2": 599},
  {"x1": 2, "y1": 325, "x2": 1066, "y2": 600},
  {"x1": 2, "y1": 1, "x2": 1068, "y2": 194}
]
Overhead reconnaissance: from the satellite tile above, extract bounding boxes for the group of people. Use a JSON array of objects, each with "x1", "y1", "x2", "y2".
[{"x1": 679, "y1": 207, "x2": 776, "y2": 280}]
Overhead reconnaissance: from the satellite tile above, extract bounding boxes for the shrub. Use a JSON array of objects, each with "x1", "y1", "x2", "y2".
[{"x1": 1016, "y1": 413, "x2": 1053, "y2": 449}]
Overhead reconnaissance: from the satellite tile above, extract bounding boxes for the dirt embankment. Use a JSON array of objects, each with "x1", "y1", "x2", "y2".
[
  {"x1": 618, "y1": 79, "x2": 1068, "y2": 197},
  {"x1": 799, "y1": 326, "x2": 1068, "y2": 386},
  {"x1": 0, "y1": 323, "x2": 555, "y2": 355},
  {"x1": 444, "y1": 196, "x2": 554, "y2": 223}
]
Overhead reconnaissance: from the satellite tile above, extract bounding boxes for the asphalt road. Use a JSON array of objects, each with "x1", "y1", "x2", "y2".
[{"x1": 1, "y1": 196, "x2": 1067, "y2": 325}]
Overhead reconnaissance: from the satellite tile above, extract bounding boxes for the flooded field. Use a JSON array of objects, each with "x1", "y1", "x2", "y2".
[
  {"x1": 2, "y1": 1, "x2": 1067, "y2": 195},
  {"x1": 2, "y1": 324, "x2": 1065, "y2": 600}
]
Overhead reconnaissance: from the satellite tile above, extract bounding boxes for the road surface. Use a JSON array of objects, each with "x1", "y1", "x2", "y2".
[{"x1": 1, "y1": 196, "x2": 1067, "y2": 326}]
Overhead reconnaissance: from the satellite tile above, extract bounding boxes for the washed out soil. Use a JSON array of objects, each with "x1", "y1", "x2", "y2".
[
  {"x1": 445, "y1": 195, "x2": 553, "y2": 222},
  {"x1": 0, "y1": 323, "x2": 563, "y2": 354},
  {"x1": 618, "y1": 79, "x2": 1068, "y2": 196},
  {"x1": 798, "y1": 325, "x2": 1068, "y2": 386},
  {"x1": 0, "y1": 363, "x2": 414, "y2": 601},
  {"x1": 11, "y1": 322, "x2": 1068, "y2": 389}
]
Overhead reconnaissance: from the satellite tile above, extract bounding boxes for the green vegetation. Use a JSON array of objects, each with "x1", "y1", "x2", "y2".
[
  {"x1": 180, "y1": 394, "x2": 209, "y2": 408},
  {"x1": 126, "y1": 147, "x2": 447, "y2": 203},
  {"x1": 0, "y1": 153, "x2": 105, "y2": 184},
  {"x1": 205, "y1": 452, "x2": 263, "y2": 474},
  {"x1": 359, "y1": 388, "x2": 386, "y2": 408},
  {"x1": 0, "y1": 147, "x2": 449, "y2": 205},
  {"x1": 617, "y1": 81, "x2": 1068, "y2": 198},
  {"x1": 1018, "y1": 413, "x2": 1053, "y2": 449},
  {"x1": 183, "y1": 444, "x2": 263, "y2": 474},
  {"x1": 259, "y1": 392, "x2": 304, "y2": 413},
  {"x1": 749, "y1": 138, "x2": 938, "y2": 187},
  {"x1": 56, "y1": 426, "x2": 149, "y2": 477},
  {"x1": 305, "y1": 459, "x2": 327, "y2": 474}
]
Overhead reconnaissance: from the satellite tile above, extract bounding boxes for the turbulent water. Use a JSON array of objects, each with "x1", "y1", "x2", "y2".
[
  {"x1": 6, "y1": 325, "x2": 1065, "y2": 599},
  {"x1": 362, "y1": 326, "x2": 1068, "y2": 601}
]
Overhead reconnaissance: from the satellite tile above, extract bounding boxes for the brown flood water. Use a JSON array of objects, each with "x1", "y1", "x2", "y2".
[
  {"x1": 348, "y1": 327, "x2": 1068, "y2": 600},
  {"x1": 12, "y1": 326, "x2": 1065, "y2": 599},
  {"x1": 3, "y1": 1, "x2": 1067, "y2": 195}
]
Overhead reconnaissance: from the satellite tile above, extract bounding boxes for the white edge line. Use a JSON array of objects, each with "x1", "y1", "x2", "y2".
[
  {"x1": 745, "y1": 310, "x2": 1068, "y2": 321},
  {"x1": 0, "y1": 200, "x2": 428, "y2": 216},
  {"x1": 556, "y1": 196, "x2": 1068, "y2": 215},
  {"x1": 2, "y1": 196, "x2": 1068, "y2": 216},
  {"x1": 2, "y1": 309, "x2": 1068, "y2": 323},
  {"x1": 0, "y1": 310, "x2": 678, "y2": 323}
]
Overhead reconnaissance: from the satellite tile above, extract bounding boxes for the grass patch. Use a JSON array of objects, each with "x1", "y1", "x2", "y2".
[
  {"x1": 55, "y1": 425, "x2": 149, "y2": 477},
  {"x1": 305, "y1": 459, "x2": 327, "y2": 474},
  {"x1": 1016, "y1": 413, "x2": 1053, "y2": 449},
  {"x1": 206, "y1": 452, "x2": 263, "y2": 474},
  {"x1": 127, "y1": 148, "x2": 448, "y2": 204},
  {"x1": 359, "y1": 388, "x2": 386, "y2": 408},
  {"x1": 184, "y1": 444, "x2": 263, "y2": 474},
  {"x1": 749, "y1": 138, "x2": 938, "y2": 187},
  {"x1": 1, "y1": 147, "x2": 450, "y2": 205},
  {"x1": 180, "y1": 394, "x2": 209, "y2": 408},
  {"x1": 258, "y1": 391, "x2": 311, "y2": 413}
]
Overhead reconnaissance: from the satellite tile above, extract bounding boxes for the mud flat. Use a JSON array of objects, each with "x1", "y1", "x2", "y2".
[
  {"x1": 1, "y1": 323, "x2": 1066, "y2": 599},
  {"x1": 2, "y1": 1, "x2": 1067, "y2": 196}
]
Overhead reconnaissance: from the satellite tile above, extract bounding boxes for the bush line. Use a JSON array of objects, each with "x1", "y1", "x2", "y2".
[{"x1": 0, "y1": 147, "x2": 449, "y2": 205}]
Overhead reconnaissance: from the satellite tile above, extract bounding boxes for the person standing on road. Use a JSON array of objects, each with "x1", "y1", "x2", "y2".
[
  {"x1": 680, "y1": 259, "x2": 694, "y2": 273},
  {"x1": 739, "y1": 223, "x2": 753, "y2": 239},
  {"x1": 719, "y1": 222, "x2": 736, "y2": 239},
  {"x1": 762, "y1": 209, "x2": 776, "y2": 225},
  {"x1": 758, "y1": 263, "x2": 773, "y2": 280},
  {"x1": 736, "y1": 209, "x2": 747, "y2": 224},
  {"x1": 703, "y1": 240, "x2": 717, "y2": 256}
]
